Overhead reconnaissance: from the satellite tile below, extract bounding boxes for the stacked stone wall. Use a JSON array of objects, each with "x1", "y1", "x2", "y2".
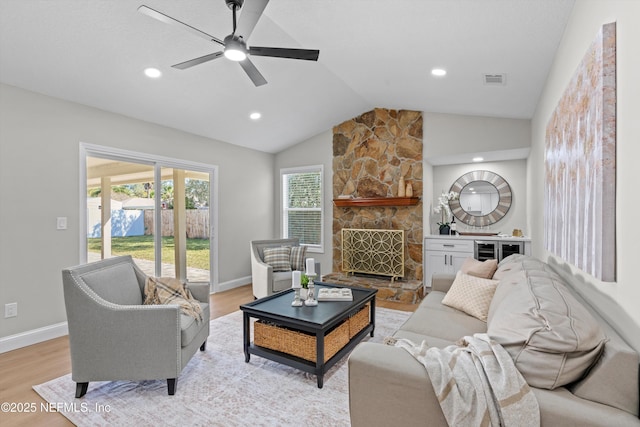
[{"x1": 332, "y1": 108, "x2": 423, "y2": 282}]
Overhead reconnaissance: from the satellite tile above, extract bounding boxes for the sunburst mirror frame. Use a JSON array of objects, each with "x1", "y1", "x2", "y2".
[{"x1": 449, "y1": 170, "x2": 512, "y2": 227}]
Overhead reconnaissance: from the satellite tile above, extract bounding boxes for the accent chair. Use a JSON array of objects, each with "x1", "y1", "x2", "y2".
[{"x1": 62, "y1": 255, "x2": 210, "y2": 398}]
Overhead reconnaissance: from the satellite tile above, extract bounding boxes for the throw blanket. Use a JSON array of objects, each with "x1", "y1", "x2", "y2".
[
  {"x1": 392, "y1": 334, "x2": 539, "y2": 427},
  {"x1": 144, "y1": 277, "x2": 203, "y2": 322}
]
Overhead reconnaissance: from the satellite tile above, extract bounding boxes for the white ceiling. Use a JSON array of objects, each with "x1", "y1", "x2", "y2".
[{"x1": 0, "y1": 0, "x2": 575, "y2": 154}]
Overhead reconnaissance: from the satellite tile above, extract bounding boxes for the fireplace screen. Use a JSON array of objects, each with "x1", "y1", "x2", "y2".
[{"x1": 341, "y1": 228, "x2": 404, "y2": 282}]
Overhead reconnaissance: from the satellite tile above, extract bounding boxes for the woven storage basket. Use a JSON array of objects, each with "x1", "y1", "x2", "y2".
[
  {"x1": 348, "y1": 304, "x2": 370, "y2": 339},
  {"x1": 254, "y1": 319, "x2": 350, "y2": 362}
]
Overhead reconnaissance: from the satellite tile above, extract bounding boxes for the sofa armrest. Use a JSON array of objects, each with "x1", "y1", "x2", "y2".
[
  {"x1": 431, "y1": 273, "x2": 456, "y2": 293},
  {"x1": 348, "y1": 342, "x2": 448, "y2": 427}
]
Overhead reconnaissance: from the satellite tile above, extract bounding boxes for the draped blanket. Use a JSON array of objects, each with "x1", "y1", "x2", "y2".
[
  {"x1": 393, "y1": 334, "x2": 539, "y2": 427},
  {"x1": 144, "y1": 277, "x2": 203, "y2": 322}
]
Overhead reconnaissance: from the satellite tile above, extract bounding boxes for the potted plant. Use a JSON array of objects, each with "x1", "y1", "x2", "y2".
[
  {"x1": 300, "y1": 273, "x2": 310, "y2": 299},
  {"x1": 434, "y1": 191, "x2": 459, "y2": 235}
]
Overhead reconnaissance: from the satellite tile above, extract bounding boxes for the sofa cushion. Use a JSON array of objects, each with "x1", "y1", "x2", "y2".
[
  {"x1": 460, "y1": 257, "x2": 498, "y2": 279},
  {"x1": 441, "y1": 271, "x2": 499, "y2": 322},
  {"x1": 81, "y1": 263, "x2": 142, "y2": 305},
  {"x1": 263, "y1": 246, "x2": 292, "y2": 272},
  {"x1": 400, "y1": 292, "x2": 487, "y2": 342},
  {"x1": 487, "y1": 270, "x2": 607, "y2": 389},
  {"x1": 290, "y1": 246, "x2": 307, "y2": 271}
]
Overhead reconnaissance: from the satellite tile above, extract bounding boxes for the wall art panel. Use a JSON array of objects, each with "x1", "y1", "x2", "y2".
[{"x1": 544, "y1": 22, "x2": 616, "y2": 281}]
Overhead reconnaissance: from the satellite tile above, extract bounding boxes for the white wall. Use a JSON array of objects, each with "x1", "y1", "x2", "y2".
[
  {"x1": 529, "y1": 0, "x2": 640, "y2": 329},
  {"x1": 274, "y1": 130, "x2": 334, "y2": 275},
  {"x1": 432, "y1": 160, "x2": 528, "y2": 236},
  {"x1": 0, "y1": 83, "x2": 274, "y2": 340},
  {"x1": 424, "y1": 112, "x2": 530, "y2": 159}
]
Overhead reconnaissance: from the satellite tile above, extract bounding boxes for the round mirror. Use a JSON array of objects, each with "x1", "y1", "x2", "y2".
[
  {"x1": 458, "y1": 181, "x2": 499, "y2": 216},
  {"x1": 449, "y1": 171, "x2": 511, "y2": 227}
]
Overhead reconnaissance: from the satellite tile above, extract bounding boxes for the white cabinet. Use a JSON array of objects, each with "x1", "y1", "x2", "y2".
[{"x1": 424, "y1": 238, "x2": 474, "y2": 288}]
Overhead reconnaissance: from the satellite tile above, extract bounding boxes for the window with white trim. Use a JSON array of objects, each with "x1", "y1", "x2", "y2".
[{"x1": 281, "y1": 165, "x2": 323, "y2": 252}]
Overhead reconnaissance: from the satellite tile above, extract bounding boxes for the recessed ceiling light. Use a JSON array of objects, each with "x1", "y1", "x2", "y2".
[
  {"x1": 144, "y1": 67, "x2": 162, "y2": 78},
  {"x1": 431, "y1": 68, "x2": 447, "y2": 77},
  {"x1": 472, "y1": 157, "x2": 484, "y2": 162},
  {"x1": 249, "y1": 112, "x2": 261, "y2": 120}
]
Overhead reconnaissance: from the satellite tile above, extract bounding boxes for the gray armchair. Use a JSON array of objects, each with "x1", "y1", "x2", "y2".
[
  {"x1": 250, "y1": 238, "x2": 321, "y2": 299},
  {"x1": 62, "y1": 255, "x2": 210, "y2": 398}
]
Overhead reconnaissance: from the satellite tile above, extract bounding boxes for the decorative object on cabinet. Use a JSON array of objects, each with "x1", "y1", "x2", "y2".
[
  {"x1": 448, "y1": 170, "x2": 511, "y2": 227},
  {"x1": 544, "y1": 22, "x2": 616, "y2": 282},
  {"x1": 434, "y1": 191, "x2": 459, "y2": 233}
]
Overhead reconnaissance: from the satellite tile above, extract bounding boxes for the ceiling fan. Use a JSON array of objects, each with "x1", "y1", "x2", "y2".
[{"x1": 138, "y1": 0, "x2": 320, "y2": 86}]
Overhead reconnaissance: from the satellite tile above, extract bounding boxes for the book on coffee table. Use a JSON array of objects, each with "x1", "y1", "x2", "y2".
[{"x1": 317, "y1": 288, "x2": 353, "y2": 301}]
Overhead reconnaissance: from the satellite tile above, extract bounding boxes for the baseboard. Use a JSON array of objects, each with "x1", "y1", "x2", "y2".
[
  {"x1": 216, "y1": 275, "x2": 251, "y2": 293},
  {"x1": 0, "y1": 321, "x2": 68, "y2": 354},
  {"x1": 0, "y1": 276, "x2": 252, "y2": 353}
]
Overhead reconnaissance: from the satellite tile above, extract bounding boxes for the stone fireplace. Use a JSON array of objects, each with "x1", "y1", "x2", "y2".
[{"x1": 326, "y1": 108, "x2": 423, "y2": 303}]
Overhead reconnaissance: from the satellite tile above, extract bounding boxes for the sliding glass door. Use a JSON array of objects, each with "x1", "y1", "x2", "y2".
[{"x1": 83, "y1": 145, "x2": 216, "y2": 286}]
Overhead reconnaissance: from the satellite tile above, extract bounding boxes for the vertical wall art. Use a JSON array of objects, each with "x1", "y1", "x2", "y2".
[{"x1": 544, "y1": 22, "x2": 616, "y2": 282}]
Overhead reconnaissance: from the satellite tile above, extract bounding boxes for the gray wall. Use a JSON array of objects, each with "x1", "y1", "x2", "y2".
[
  {"x1": 528, "y1": 0, "x2": 640, "y2": 328},
  {"x1": 274, "y1": 130, "x2": 334, "y2": 275},
  {"x1": 0, "y1": 83, "x2": 274, "y2": 339}
]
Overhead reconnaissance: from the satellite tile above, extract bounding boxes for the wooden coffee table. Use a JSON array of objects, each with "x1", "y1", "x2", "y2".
[{"x1": 240, "y1": 282, "x2": 377, "y2": 388}]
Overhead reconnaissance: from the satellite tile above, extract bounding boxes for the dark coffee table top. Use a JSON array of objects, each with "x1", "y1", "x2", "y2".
[{"x1": 240, "y1": 282, "x2": 376, "y2": 330}]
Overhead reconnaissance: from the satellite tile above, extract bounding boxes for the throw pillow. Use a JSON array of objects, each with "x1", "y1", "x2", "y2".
[
  {"x1": 290, "y1": 246, "x2": 307, "y2": 271},
  {"x1": 441, "y1": 271, "x2": 499, "y2": 322},
  {"x1": 460, "y1": 257, "x2": 498, "y2": 279},
  {"x1": 263, "y1": 246, "x2": 292, "y2": 272}
]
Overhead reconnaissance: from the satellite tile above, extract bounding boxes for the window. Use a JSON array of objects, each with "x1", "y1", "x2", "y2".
[{"x1": 281, "y1": 166, "x2": 323, "y2": 252}]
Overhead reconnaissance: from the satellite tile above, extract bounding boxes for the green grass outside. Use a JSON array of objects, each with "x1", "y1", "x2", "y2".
[{"x1": 87, "y1": 235, "x2": 210, "y2": 270}]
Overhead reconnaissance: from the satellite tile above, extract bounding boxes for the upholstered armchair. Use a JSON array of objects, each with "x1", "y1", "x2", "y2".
[
  {"x1": 62, "y1": 255, "x2": 210, "y2": 398},
  {"x1": 250, "y1": 238, "x2": 321, "y2": 299}
]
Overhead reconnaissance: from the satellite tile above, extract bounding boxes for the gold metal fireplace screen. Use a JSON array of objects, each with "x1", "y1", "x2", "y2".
[{"x1": 341, "y1": 228, "x2": 404, "y2": 282}]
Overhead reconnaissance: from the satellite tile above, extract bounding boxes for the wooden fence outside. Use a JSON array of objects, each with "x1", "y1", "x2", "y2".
[{"x1": 144, "y1": 209, "x2": 210, "y2": 239}]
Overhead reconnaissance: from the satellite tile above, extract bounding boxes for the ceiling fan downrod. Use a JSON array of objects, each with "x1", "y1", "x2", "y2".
[{"x1": 226, "y1": 0, "x2": 244, "y2": 34}]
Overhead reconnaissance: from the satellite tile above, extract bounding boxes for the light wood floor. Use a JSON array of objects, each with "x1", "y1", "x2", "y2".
[{"x1": 0, "y1": 284, "x2": 416, "y2": 427}]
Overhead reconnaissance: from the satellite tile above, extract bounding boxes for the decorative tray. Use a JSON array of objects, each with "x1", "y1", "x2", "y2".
[{"x1": 456, "y1": 232, "x2": 500, "y2": 236}]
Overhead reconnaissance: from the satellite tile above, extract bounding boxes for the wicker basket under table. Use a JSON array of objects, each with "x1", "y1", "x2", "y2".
[{"x1": 254, "y1": 304, "x2": 370, "y2": 363}]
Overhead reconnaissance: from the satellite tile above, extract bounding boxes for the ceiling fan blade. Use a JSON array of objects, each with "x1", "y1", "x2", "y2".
[
  {"x1": 249, "y1": 46, "x2": 319, "y2": 61},
  {"x1": 138, "y1": 5, "x2": 225, "y2": 46},
  {"x1": 172, "y1": 52, "x2": 224, "y2": 69},
  {"x1": 236, "y1": 0, "x2": 269, "y2": 40},
  {"x1": 238, "y1": 58, "x2": 267, "y2": 86}
]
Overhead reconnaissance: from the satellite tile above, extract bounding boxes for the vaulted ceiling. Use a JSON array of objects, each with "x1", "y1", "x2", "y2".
[{"x1": 0, "y1": 0, "x2": 575, "y2": 153}]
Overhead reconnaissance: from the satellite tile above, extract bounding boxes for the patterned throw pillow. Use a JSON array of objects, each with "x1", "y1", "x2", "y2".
[
  {"x1": 441, "y1": 271, "x2": 499, "y2": 322},
  {"x1": 461, "y1": 257, "x2": 498, "y2": 279},
  {"x1": 263, "y1": 247, "x2": 292, "y2": 272},
  {"x1": 290, "y1": 246, "x2": 307, "y2": 271}
]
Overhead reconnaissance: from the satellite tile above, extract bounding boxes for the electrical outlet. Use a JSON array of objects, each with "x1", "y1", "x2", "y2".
[{"x1": 5, "y1": 302, "x2": 17, "y2": 318}]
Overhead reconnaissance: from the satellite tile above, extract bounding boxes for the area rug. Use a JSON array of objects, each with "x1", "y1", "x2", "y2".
[{"x1": 34, "y1": 307, "x2": 411, "y2": 426}]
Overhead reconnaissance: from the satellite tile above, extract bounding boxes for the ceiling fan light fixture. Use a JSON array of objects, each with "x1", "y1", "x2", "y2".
[
  {"x1": 224, "y1": 35, "x2": 247, "y2": 61},
  {"x1": 224, "y1": 48, "x2": 247, "y2": 61}
]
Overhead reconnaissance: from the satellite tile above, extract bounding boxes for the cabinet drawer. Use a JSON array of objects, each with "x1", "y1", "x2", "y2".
[{"x1": 425, "y1": 238, "x2": 474, "y2": 253}]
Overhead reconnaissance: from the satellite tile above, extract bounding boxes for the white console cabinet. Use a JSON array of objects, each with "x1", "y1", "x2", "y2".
[
  {"x1": 424, "y1": 235, "x2": 531, "y2": 289},
  {"x1": 424, "y1": 238, "x2": 474, "y2": 288}
]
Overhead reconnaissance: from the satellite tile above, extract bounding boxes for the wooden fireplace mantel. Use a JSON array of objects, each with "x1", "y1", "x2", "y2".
[{"x1": 333, "y1": 197, "x2": 420, "y2": 207}]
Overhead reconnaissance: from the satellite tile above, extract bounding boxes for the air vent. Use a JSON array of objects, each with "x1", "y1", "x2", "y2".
[{"x1": 483, "y1": 73, "x2": 507, "y2": 86}]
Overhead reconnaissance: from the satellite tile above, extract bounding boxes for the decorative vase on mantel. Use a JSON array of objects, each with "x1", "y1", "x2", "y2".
[
  {"x1": 398, "y1": 176, "x2": 406, "y2": 197},
  {"x1": 439, "y1": 225, "x2": 450, "y2": 235}
]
